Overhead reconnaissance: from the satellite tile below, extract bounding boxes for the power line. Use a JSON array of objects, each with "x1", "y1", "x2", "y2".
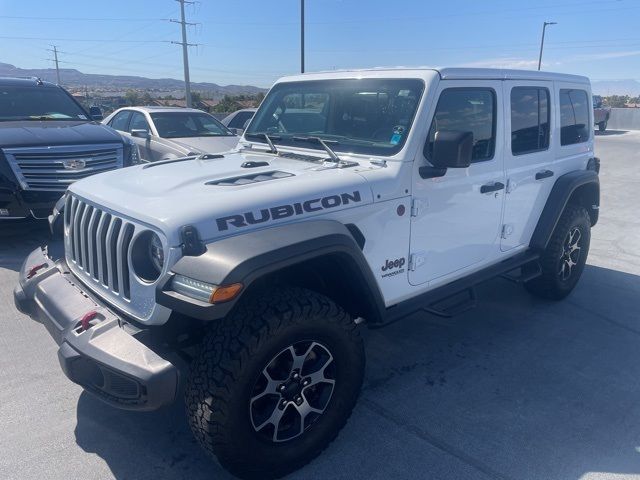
[
  {"x1": 0, "y1": 15, "x2": 169, "y2": 22},
  {"x1": 0, "y1": 35, "x2": 172, "y2": 43}
]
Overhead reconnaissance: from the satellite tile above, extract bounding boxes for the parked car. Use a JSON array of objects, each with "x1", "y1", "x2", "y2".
[
  {"x1": 15, "y1": 68, "x2": 600, "y2": 479},
  {"x1": 103, "y1": 106, "x2": 239, "y2": 162},
  {"x1": 593, "y1": 95, "x2": 611, "y2": 132},
  {"x1": 0, "y1": 77, "x2": 138, "y2": 220},
  {"x1": 220, "y1": 108, "x2": 256, "y2": 134}
]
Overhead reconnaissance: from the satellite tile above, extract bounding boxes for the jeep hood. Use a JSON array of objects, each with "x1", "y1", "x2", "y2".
[{"x1": 69, "y1": 150, "x2": 374, "y2": 246}]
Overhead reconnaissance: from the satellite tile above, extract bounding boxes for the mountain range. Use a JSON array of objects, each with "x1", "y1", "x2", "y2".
[
  {"x1": 0, "y1": 62, "x2": 266, "y2": 99},
  {"x1": 590, "y1": 80, "x2": 640, "y2": 97}
]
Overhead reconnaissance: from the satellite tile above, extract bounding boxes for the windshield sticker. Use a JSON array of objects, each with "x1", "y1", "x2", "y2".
[{"x1": 390, "y1": 125, "x2": 405, "y2": 145}]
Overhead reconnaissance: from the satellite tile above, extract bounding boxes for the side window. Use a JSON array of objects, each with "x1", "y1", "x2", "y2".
[
  {"x1": 228, "y1": 111, "x2": 253, "y2": 129},
  {"x1": 425, "y1": 88, "x2": 496, "y2": 163},
  {"x1": 510, "y1": 87, "x2": 550, "y2": 155},
  {"x1": 560, "y1": 89, "x2": 590, "y2": 146},
  {"x1": 129, "y1": 112, "x2": 150, "y2": 132},
  {"x1": 109, "y1": 111, "x2": 131, "y2": 132}
]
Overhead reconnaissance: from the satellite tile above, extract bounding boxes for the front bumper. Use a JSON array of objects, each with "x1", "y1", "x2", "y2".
[{"x1": 14, "y1": 247, "x2": 178, "y2": 411}]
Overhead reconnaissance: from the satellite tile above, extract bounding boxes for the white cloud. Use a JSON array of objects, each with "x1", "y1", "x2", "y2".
[
  {"x1": 567, "y1": 50, "x2": 640, "y2": 62},
  {"x1": 456, "y1": 57, "x2": 558, "y2": 69}
]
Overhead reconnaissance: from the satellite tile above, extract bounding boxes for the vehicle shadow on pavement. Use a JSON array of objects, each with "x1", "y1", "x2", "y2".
[
  {"x1": 72, "y1": 263, "x2": 640, "y2": 480},
  {"x1": 595, "y1": 129, "x2": 628, "y2": 136},
  {"x1": 0, "y1": 218, "x2": 51, "y2": 272},
  {"x1": 74, "y1": 393, "x2": 233, "y2": 480}
]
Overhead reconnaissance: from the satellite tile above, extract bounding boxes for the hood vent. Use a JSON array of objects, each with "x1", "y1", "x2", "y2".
[
  {"x1": 206, "y1": 170, "x2": 293, "y2": 187},
  {"x1": 279, "y1": 152, "x2": 323, "y2": 163}
]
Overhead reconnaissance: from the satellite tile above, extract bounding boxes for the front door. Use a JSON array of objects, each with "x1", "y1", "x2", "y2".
[
  {"x1": 409, "y1": 81, "x2": 505, "y2": 286},
  {"x1": 501, "y1": 81, "x2": 555, "y2": 251}
]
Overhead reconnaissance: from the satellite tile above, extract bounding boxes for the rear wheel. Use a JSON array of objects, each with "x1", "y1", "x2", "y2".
[
  {"x1": 185, "y1": 287, "x2": 364, "y2": 479},
  {"x1": 525, "y1": 205, "x2": 591, "y2": 300}
]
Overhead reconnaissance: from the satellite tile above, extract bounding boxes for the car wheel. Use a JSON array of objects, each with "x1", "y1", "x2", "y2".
[
  {"x1": 185, "y1": 287, "x2": 365, "y2": 479},
  {"x1": 525, "y1": 205, "x2": 591, "y2": 300}
]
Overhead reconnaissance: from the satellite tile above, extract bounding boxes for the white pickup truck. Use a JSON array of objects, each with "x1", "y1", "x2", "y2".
[{"x1": 15, "y1": 67, "x2": 599, "y2": 479}]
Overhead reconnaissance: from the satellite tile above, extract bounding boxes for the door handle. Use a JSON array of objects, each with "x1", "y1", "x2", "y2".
[
  {"x1": 535, "y1": 169, "x2": 554, "y2": 180},
  {"x1": 480, "y1": 182, "x2": 505, "y2": 194}
]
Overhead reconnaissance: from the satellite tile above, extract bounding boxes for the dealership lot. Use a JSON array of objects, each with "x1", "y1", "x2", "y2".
[{"x1": 1, "y1": 131, "x2": 639, "y2": 480}]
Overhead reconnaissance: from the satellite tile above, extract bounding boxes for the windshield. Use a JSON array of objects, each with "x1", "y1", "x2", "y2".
[
  {"x1": 150, "y1": 112, "x2": 234, "y2": 138},
  {"x1": 0, "y1": 86, "x2": 88, "y2": 121},
  {"x1": 246, "y1": 78, "x2": 424, "y2": 156}
]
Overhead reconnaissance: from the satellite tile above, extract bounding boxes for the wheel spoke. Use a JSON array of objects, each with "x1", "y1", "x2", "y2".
[
  {"x1": 250, "y1": 369, "x2": 280, "y2": 404},
  {"x1": 289, "y1": 342, "x2": 315, "y2": 373},
  {"x1": 295, "y1": 398, "x2": 324, "y2": 422},
  {"x1": 305, "y1": 355, "x2": 335, "y2": 388},
  {"x1": 254, "y1": 402, "x2": 286, "y2": 433}
]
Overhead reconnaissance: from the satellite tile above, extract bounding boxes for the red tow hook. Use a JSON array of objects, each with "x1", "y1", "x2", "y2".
[
  {"x1": 80, "y1": 310, "x2": 98, "y2": 331},
  {"x1": 26, "y1": 263, "x2": 47, "y2": 279}
]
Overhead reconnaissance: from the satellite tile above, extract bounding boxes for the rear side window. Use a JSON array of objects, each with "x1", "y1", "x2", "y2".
[
  {"x1": 425, "y1": 88, "x2": 496, "y2": 163},
  {"x1": 560, "y1": 89, "x2": 590, "y2": 146},
  {"x1": 228, "y1": 111, "x2": 254, "y2": 129},
  {"x1": 510, "y1": 87, "x2": 550, "y2": 155},
  {"x1": 110, "y1": 111, "x2": 131, "y2": 131}
]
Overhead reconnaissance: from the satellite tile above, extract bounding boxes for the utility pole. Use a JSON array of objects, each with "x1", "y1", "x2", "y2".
[
  {"x1": 300, "y1": 0, "x2": 305, "y2": 73},
  {"x1": 171, "y1": 0, "x2": 198, "y2": 107},
  {"x1": 47, "y1": 45, "x2": 61, "y2": 84},
  {"x1": 538, "y1": 21, "x2": 557, "y2": 71}
]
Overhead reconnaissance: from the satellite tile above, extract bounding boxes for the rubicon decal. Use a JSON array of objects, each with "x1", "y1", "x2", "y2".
[
  {"x1": 381, "y1": 257, "x2": 406, "y2": 278},
  {"x1": 216, "y1": 191, "x2": 362, "y2": 231}
]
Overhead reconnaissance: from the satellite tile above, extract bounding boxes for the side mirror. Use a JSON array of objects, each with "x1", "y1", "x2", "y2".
[
  {"x1": 420, "y1": 130, "x2": 473, "y2": 179},
  {"x1": 89, "y1": 106, "x2": 103, "y2": 121},
  {"x1": 229, "y1": 127, "x2": 243, "y2": 135},
  {"x1": 131, "y1": 129, "x2": 150, "y2": 139}
]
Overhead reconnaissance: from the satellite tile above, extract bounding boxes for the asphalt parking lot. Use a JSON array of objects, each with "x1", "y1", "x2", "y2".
[{"x1": 1, "y1": 130, "x2": 639, "y2": 480}]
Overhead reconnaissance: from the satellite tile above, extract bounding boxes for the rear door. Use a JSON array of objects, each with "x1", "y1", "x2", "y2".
[{"x1": 501, "y1": 81, "x2": 555, "y2": 251}]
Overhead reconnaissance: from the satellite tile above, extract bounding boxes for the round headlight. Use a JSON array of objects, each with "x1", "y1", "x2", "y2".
[
  {"x1": 131, "y1": 231, "x2": 164, "y2": 282},
  {"x1": 149, "y1": 233, "x2": 164, "y2": 272}
]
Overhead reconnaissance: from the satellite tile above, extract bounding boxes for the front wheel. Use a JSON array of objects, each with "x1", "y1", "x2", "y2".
[
  {"x1": 525, "y1": 205, "x2": 591, "y2": 300},
  {"x1": 185, "y1": 287, "x2": 364, "y2": 479}
]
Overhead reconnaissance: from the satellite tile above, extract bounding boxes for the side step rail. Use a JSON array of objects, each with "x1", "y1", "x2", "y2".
[
  {"x1": 374, "y1": 250, "x2": 541, "y2": 328},
  {"x1": 422, "y1": 288, "x2": 476, "y2": 318}
]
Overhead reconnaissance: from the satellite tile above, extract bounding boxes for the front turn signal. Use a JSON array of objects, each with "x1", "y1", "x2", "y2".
[{"x1": 210, "y1": 283, "x2": 243, "y2": 304}]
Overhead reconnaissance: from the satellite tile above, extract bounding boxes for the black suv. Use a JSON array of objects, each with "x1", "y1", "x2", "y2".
[{"x1": 0, "y1": 77, "x2": 138, "y2": 220}]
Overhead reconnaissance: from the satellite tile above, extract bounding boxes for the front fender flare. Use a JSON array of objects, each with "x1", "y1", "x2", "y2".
[{"x1": 157, "y1": 220, "x2": 385, "y2": 322}]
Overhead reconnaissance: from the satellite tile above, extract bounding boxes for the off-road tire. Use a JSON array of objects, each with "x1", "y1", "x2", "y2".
[
  {"x1": 598, "y1": 119, "x2": 608, "y2": 132},
  {"x1": 185, "y1": 287, "x2": 365, "y2": 479},
  {"x1": 525, "y1": 205, "x2": 591, "y2": 300}
]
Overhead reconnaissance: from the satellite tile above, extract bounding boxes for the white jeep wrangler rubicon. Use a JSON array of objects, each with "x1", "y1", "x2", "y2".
[{"x1": 15, "y1": 68, "x2": 600, "y2": 479}]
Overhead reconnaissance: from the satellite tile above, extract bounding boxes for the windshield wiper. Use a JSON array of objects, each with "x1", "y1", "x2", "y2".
[
  {"x1": 292, "y1": 136, "x2": 341, "y2": 163},
  {"x1": 245, "y1": 132, "x2": 279, "y2": 154}
]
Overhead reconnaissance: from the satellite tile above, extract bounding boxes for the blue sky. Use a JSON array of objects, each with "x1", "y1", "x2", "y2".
[{"x1": 0, "y1": 0, "x2": 639, "y2": 88}]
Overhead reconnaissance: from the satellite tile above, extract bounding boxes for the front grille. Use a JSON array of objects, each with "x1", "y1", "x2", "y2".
[
  {"x1": 4, "y1": 143, "x2": 123, "y2": 191},
  {"x1": 65, "y1": 195, "x2": 134, "y2": 301}
]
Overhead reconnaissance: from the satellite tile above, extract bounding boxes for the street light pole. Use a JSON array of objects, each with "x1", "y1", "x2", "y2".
[
  {"x1": 300, "y1": 0, "x2": 305, "y2": 73},
  {"x1": 538, "y1": 21, "x2": 557, "y2": 71}
]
